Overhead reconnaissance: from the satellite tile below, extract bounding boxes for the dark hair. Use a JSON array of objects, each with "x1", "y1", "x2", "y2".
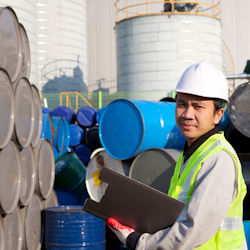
[{"x1": 213, "y1": 98, "x2": 226, "y2": 112}]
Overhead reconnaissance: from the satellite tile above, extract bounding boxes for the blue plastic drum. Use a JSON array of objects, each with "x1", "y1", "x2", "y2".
[
  {"x1": 42, "y1": 107, "x2": 51, "y2": 114},
  {"x1": 41, "y1": 114, "x2": 53, "y2": 143},
  {"x1": 51, "y1": 106, "x2": 76, "y2": 124},
  {"x1": 63, "y1": 118, "x2": 70, "y2": 150},
  {"x1": 73, "y1": 144, "x2": 91, "y2": 165},
  {"x1": 76, "y1": 106, "x2": 96, "y2": 128},
  {"x1": 243, "y1": 220, "x2": 250, "y2": 248},
  {"x1": 69, "y1": 124, "x2": 85, "y2": 146},
  {"x1": 96, "y1": 107, "x2": 106, "y2": 124},
  {"x1": 44, "y1": 206, "x2": 106, "y2": 249},
  {"x1": 99, "y1": 99, "x2": 185, "y2": 160}
]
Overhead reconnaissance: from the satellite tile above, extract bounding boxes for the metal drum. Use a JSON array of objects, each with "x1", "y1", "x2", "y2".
[
  {"x1": 18, "y1": 23, "x2": 31, "y2": 80},
  {"x1": 55, "y1": 152, "x2": 87, "y2": 197},
  {"x1": 19, "y1": 145, "x2": 36, "y2": 207},
  {"x1": 0, "y1": 69, "x2": 15, "y2": 149},
  {"x1": 31, "y1": 84, "x2": 43, "y2": 147},
  {"x1": 0, "y1": 141, "x2": 21, "y2": 214},
  {"x1": 51, "y1": 106, "x2": 76, "y2": 124},
  {"x1": 99, "y1": 99, "x2": 185, "y2": 160},
  {"x1": 0, "y1": 7, "x2": 22, "y2": 83},
  {"x1": 86, "y1": 148, "x2": 131, "y2": 202},
  {"x1": 33, "y1": 139, "x2": 55, "y2": 200},
  {"x1": 0, "y1": 216, "x2": 5, "y2": 250},
  {"x1": 3, "y1": 206, "x2": 23, "y2": 250},
  {"x1": 13, "y1": 77, "x2": 35, "y2": 148},
  {"x1": 76, "y1": 106, "x2": 97, "y2": 128},
  {"x1": 228, "y1": 82, "x2": 250, "y2": 138},
  {"x1": 129, "y1": 148, "x2": 181, "y2": 194},
  {"x1": 44, "y1": 206, "x2": 106, "y2": 249},
  {"x1": 21, "y1": 194, "x2": 43, "y2": 250}
]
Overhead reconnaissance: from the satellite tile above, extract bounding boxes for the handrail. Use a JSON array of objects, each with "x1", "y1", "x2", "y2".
[
  {"x1": 115, "y1": 0, "x2": 221, "y2": 23},
  {"x1": 60, "y1": 91, "x2": 93, "y2": 111}
]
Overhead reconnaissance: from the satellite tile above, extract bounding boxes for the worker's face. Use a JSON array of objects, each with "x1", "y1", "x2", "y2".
[{"x1": 175, "y1": 93, "x2": 224, "y2": 146}]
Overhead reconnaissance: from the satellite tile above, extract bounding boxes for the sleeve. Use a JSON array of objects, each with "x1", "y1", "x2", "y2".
[{"x1": 133, "y1": 150, "x2": 237, "y2": 250}]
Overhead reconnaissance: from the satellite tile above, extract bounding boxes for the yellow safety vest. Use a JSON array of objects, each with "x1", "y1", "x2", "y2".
[{"x1": 168, "y1": 132, "x2": 247, "y2": 250}]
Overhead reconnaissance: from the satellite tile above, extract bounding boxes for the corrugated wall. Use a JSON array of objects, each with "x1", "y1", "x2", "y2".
[{"x1": 86, "y1": 0, "x2": 117, "y2": 92}]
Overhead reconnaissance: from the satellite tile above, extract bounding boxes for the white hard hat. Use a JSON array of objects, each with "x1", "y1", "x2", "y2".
[{"x1": 175, "y1": 61, "x2": 229, "y2": 102}]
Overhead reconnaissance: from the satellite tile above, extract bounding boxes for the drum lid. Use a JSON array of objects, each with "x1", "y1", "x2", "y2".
[
  {"x1": 0, "y1": 69, "x2": 15, "y2": 149},
  {"x1": 18, "y1": 23, "x2": 31, "y2": 80},
  {"x1": 86, "y1": 149, "x2": 130, "y2": 202},
  {"x1": 0, "y1": 7, "x2": 22, "y2": 82},
  {"x1": 3, "y1": 206, "x2": 23, "y2": 250},
  {"x1": 14, "y1": 78, "x2": 35, "y2": 148},
  {"x1": 228, "y1": 82, "x2": 250, "y2": 137},
  {"x1": 37, "y1": 139, "x2": 55, "y2": 199},
  {"x1": 31, "y1": 85, "x2": 43, "y2": 147},
  {"x1": 0, "y1": 141, "x2": 21, "y2": 214},
  {"x1": 19, "y1": 145, "x2": 36, "y2": 206}
]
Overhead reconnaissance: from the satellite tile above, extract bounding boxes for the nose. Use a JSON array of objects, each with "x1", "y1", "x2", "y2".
[{"x1": 182, "y1": 106, "x2": 195, "y2": 120}]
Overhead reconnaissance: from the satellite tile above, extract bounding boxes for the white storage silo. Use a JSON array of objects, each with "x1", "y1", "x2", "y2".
[
  {"x1": 0, "y1": 0, "x2": 37, "y2": 85},
  {"x1": 37, "y1": 0, "x2": 87, "y2": 90},
  {"x1": 115, "y1": 0, "x2": 223, "y2": 100}
]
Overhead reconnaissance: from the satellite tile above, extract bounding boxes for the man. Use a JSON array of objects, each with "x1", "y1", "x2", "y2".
[{"x1": 107, "y1": 62, "x2": 247, "y2": 249}]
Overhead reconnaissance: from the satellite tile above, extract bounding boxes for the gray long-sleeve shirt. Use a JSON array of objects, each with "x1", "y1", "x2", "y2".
[{"x1": 135, "y1": 149, "x2": 237, "y2": 250}]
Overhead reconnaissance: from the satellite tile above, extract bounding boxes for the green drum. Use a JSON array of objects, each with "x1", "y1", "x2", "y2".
[{"x1": 55, "y1": 152, "x2": 87, "y2": 197}]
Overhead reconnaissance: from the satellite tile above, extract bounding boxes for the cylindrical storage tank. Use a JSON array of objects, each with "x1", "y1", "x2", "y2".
[
  {"x1": 54, "y1": 152, "x2": 87, "y2": 197},
  {"x1": 0, "y1": 69, "x2": 15, "y2": 149},
  {"x1": 86, "y1": 148, "x2": 131, "y2": 202},
  {"x1": 0, "y1": 1, "x2": 38, "y2": 85},
  {"x1": 0, "y1": 216, "x2": 5, "y2": 250},
  {"x1": 99, "y1": 99, "x2": 185, "y2": 160},
  {"x1": 19, "y1": 145, "x2": 36, "y2": 207},
  {"x1": 31, "y1": 84, "x2": 43, "y2": 147},
  {"x1": 2, "y1": 206, "x2": 23, "y2": 250},
  {"x1": 116, "y1": 9, "x2": 222, "y2": 100},
  {"x1": 129, "y1": 148, "x2": 181, "y2": 194},
  {"x1": 44, "y1": 206, "x2": 106, "y2": 249},
  {"x1": 37, "y1": 0, "x2": 87, "y2": 90},
  {"x1": 13, "y1": 77, "x2": 35, "y2": 148},
  {"x1": 0, "y1": 141, "x2": 21, "y2": 214},
  {"x1": 21, "y1": 194, "x2": 43, "y2": 250},
  {"x1": 0, "y1": 6, "x2": 22, "y2": 83},
  {"x1": 33, "y1": 139, "x2": 55, "y2": 200}
]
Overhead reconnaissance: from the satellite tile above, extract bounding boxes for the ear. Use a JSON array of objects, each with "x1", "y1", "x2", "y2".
[{"x1": 214, "y1": 108, "x2": 225, "y2": 125}]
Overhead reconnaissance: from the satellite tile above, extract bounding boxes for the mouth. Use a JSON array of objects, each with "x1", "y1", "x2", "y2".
[{"x1": 180, "y1": 122, "x2": 196, "y2": 130}]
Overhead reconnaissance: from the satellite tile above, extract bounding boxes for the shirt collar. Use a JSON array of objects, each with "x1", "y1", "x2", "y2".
[{"x1": 183, "y1": 126, "x2": 219, "y2": 163}]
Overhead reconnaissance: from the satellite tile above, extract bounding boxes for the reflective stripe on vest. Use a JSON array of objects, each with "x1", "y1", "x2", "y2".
[{"x1": 168, "y1": 132, "x2": 247, "y2": 250}]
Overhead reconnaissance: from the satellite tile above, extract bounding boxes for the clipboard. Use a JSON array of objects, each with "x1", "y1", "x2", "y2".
[{"x1": 83, "y1": 167, "x2": 185, "y2": 234}]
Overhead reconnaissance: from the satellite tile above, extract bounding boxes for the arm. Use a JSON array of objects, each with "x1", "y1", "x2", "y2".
[{"x1": 131, "y1": 150, "x2": 236, "y2": 249}]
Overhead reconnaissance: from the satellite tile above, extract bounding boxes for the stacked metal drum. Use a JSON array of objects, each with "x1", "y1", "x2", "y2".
[{"x1": 0, "y1": 6, "x2": 57, "y2": 250}]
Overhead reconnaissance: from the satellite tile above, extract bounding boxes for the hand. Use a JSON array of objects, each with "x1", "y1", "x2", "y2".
[{"x1": 106, "y1": 217, "x2": 135, "y2": 245}]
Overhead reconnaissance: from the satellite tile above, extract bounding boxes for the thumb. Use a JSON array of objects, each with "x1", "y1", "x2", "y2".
[{"x1": 107, "y1": 217, "x2": 134, "y2": 232}]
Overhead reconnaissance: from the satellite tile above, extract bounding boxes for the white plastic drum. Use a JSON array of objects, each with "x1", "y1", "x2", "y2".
[
  {"x1": 33, "y1": 139, "x2": 55, "y2": 199},
  {"x1": 0, "y1": 69, "x2": 15, "y2": 149},
  {"x1": 43, "y1": 189, "x2": 59, "y2": 209},
  {"x1": 0, "y1": 141, "x2": 21, "y2": 214},
  {"x1": 19, "y1": 145, "x2": 36, "y2": 207},
  {"x1": 21, "y1": 194, "x2": 43, "y2": 250},
  {"x1": 0, "y1": 7, "x2": 22, "y2": 83},
  {"x1": 129, "y1": 148, "x2": 181, "y2": 194},
  {"x1": 0, "y1": 216, "x2": 5, "y2": 250},
  {"x1": 31, "y1": 84, "x2": 43, "y2": 147},
  {"x1": 14, "y1": 77, "x2": 35, "y2": 148},
  {"x1": 86, "y1": 148, "x2": 131, "y2": 202},
  {"x1": 3, "y1": 206, "x2": 23, "y2": 250},
  {"x1": 18, "y1": 23, "x2": 31, "y2": 80}
]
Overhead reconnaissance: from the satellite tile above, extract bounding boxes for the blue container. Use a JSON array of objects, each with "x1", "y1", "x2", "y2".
[
  {"x1": 44, "y1": 206, "x2": 106, "y2": 249},
  {"x1": 85, "y1": 126, "x2": 102, "y2": 151},
  {"x1": 41, "y1": 114, "x2": 53, "y2": 143},
  {"x1": 244, "y1": 220, "x2": 250, "y2": 249},
  {"x1": 73, "y1": 144, "x2": 91, "y2": 165},
  {"x1": 76, "y1": 106, "x2": 96, "y2": 128},
  {"x1": 96, "y1": 107, "x2": 106, "y2": 124},
  {"x1": 51, "y1": 116, "x2": 65, "y2": 152},
  {"x1": 42, "y1": 107, "x2": 51, "y2": 114},
  {"x1": 63, "y1": 118, "x2": 70, "y2": 150},
  {"x1": 69, "y1": 124, "x2": 85, "y2": 146},
  {"x1": 99, "y1": 99, "x2": 185, "y2": 160},
  {"x1": 219, "y1": 108, "x2": 231, "y2": 131},
  {"x1": 51, "y1": 106, "x2": 76, "y2": 124},
  {"x1": 54, "y1": 188, "x2": 80, "y2": 205}
]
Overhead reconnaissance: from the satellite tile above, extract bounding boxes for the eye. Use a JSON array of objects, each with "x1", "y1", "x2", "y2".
[
  {"x1": 194, "y1": 104, "x2": 204, "y2": 110},
  {"x1": 176, "y1": 102, "x2": 185, "y2": 108}
]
